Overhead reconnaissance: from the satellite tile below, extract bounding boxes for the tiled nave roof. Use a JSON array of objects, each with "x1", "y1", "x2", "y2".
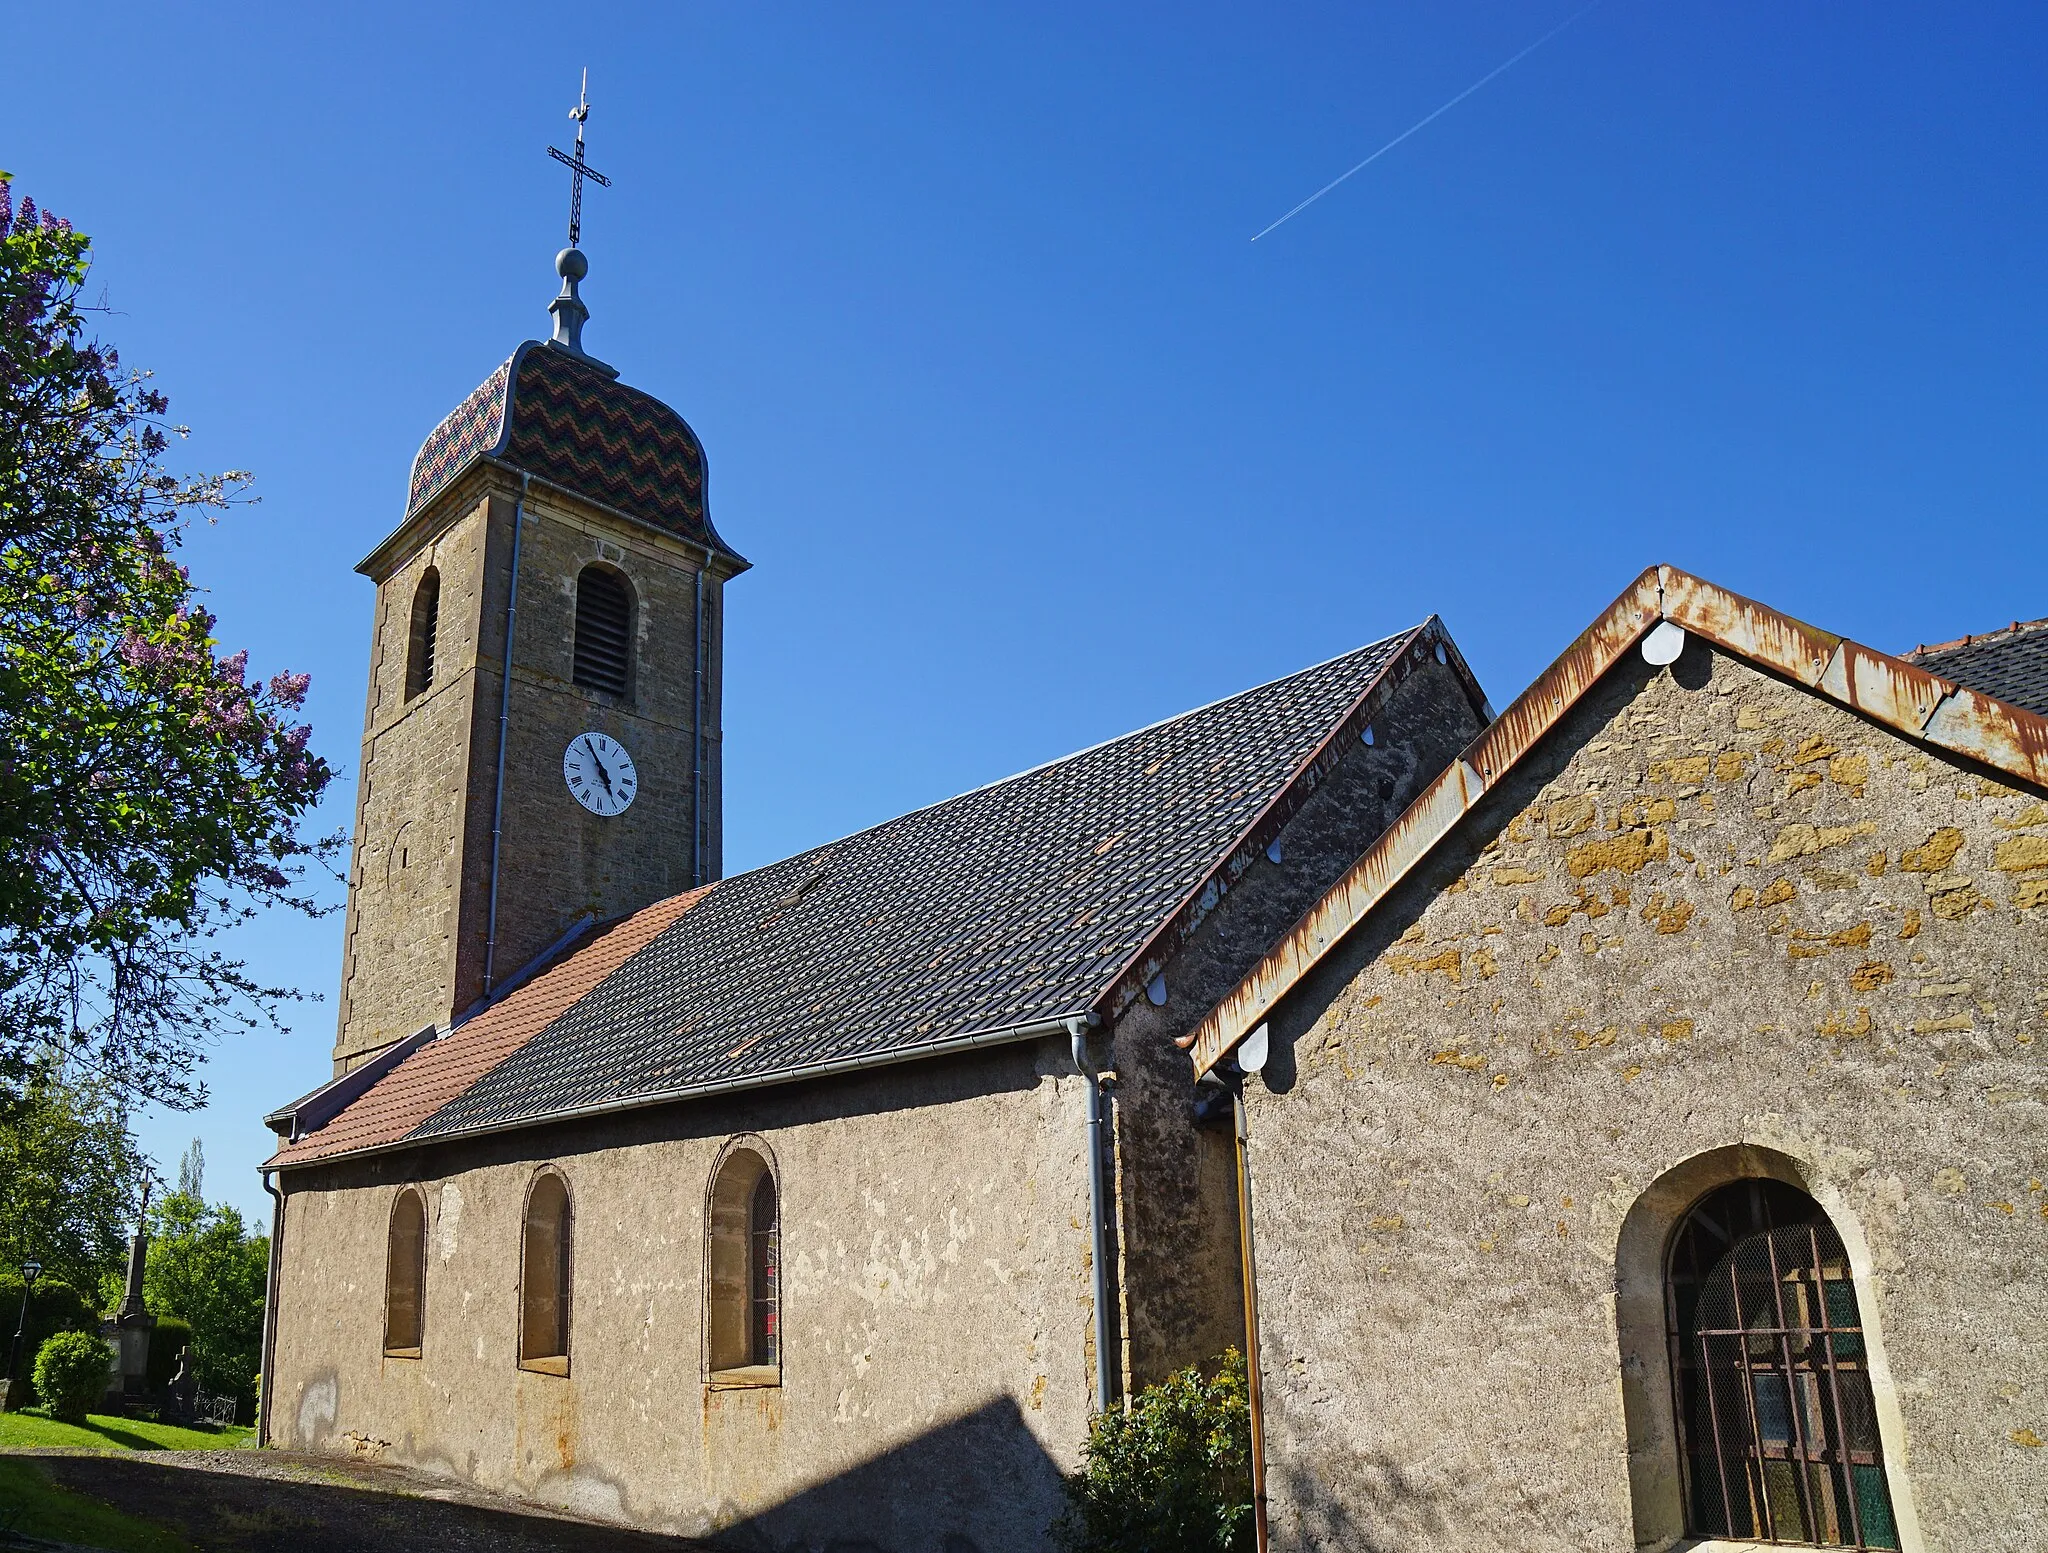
[
  {"x1": 267, "y1": 889, "x2": 708, "y2": 1166},
  {"x1": 271, "y1": 623, "x2": 1479, "y2": 1165}
]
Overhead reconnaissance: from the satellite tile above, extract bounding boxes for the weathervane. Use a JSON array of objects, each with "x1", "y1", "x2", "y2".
[
  {"x1": 543, "y1": 70, "x2": 618, "y2": 375},
  {"x1": 548, "y1": 70, "x2": 611, "y2": 248}
]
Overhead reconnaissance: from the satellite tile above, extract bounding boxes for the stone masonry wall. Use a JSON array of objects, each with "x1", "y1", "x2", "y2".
[
  {"x1": 271, "y1": 1041, "x2": 1094, "y2": 1553},
  {"x1": 334, "y1": 497, "x2": 491, "y2": 1067},
  {"x1": 336, "y1": 474, "x2": 730, "y2": 1072},
  {"x1": 1242, "y1": 640, "x2": 2047, "y2": 1553},
  {"x1": 450, "y1": 484, "x2": 726, "y2": 1022},
  {"x1": 1109, "y1": 657, "x2": 1486, "y2": 1392}
]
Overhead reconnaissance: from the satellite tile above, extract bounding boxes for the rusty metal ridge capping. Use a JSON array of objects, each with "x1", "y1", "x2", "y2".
[
  {"x1": 1184, "y1": 563, "x2": 2048, "y2": 1078},
  {"x1": 270, "y1": 1010, "x2": 1097, "y2": 1172},
  {"x1": 1182, "y1": 568, "x2": 1660, "y2": 1076},
  {"x1": 1096, "y1": 618, "x2": 1487, "y2": 1025}
]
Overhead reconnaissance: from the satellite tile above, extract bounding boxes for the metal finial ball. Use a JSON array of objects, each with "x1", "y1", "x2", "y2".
[{"x1": 556, "y1": 247, "x2": 589, "y2": 281}]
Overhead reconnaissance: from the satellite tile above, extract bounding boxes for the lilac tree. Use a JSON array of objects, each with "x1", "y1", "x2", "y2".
[{"x1": 0, "y1": 177, "x2": 335, "y2": 1109}]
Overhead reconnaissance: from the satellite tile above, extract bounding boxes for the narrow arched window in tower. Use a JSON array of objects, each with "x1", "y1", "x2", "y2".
[
  {"x1": 572, "y1": 565, "x2": 632, "y2": 698},
  {"x1": 706, "y1": 1144, "x2": 780, "y2": 1381},
  {"x1": 382, "y1": 1187, "x2": 426, "y2": 1356},
  {"x1": 519, "y1": 1170, "x2": 573, "y2": 1373},
  {"x1": 1668, "y1": 1180, "x2": 1899, "y2": 1549},
  {"x1": 405, "y1": 567, "x2": 440, "y2": 700}
]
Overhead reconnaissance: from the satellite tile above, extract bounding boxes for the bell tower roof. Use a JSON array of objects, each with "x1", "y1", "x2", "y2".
[
  {"x1": 403, "y1": 342, "x2": 746, "y2": 567},
  {"x1": 395, "y1": 73, "x2": 744, "y2": 569}
]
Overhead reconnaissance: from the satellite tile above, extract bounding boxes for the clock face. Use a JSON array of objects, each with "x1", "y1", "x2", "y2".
[{"x1": 563, "y1": 732, "x2": 638, "y2": 817}]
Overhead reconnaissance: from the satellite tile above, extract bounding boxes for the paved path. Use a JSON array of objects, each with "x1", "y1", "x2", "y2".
[{"x1": 12, "y1": 1449, "x2": 715, "y2": 1552}]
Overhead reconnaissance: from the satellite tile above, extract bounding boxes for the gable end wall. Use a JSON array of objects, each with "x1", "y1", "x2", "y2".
[{"x1": 1241, "y1": 640, "x2": 2047, "y2": 1553}]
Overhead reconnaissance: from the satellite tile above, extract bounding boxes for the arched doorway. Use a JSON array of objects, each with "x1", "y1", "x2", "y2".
[{"x1": 1668, "y1": 1179, "x2": 1899, "y2": 1548}]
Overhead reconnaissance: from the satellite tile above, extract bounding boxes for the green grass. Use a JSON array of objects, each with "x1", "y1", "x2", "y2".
[
  {"x1": 0, "y1": 1406, "x2": 253, "y2": 1452},
  {"x1": 0, "y1": 1456, "x2": 192, "y2": 1551}
]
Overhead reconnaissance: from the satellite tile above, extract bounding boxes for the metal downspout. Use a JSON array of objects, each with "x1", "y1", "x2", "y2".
[
  {"x1": 481, "y1": 473, "x2": 530, "y2": 994},
  {"x1": 692, "y1": 555, "x2": 706, "y2": 885},
  {"x1": 257, "y1": 1170, "x2": 284, "y2": 1446},
  {"x1": 1234, "y1": 1084, "x2": 1270, "y2": 1552},
  {"x1": 1070, "y1": 1018, "x2": 1116, "y2": 1414}
]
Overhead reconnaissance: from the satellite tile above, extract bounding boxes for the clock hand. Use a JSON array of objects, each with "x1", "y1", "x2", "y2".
[{"x1": 583, "y1": 738, "x2": 614, "y2": 796}]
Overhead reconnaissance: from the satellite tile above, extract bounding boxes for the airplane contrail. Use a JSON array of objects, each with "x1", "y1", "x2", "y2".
[{"x1": 1252, "y1": 0, "x2": 1607, "y2": 242}]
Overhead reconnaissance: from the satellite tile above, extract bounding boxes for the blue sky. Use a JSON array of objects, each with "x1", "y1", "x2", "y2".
[{"x1": 9, "y1": 2, "x2": 2046, "y2": 1224}]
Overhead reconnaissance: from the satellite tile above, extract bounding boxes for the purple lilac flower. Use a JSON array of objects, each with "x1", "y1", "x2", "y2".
[{"x1": 268, "y1": 671, "x2": 312, "y2": 709}]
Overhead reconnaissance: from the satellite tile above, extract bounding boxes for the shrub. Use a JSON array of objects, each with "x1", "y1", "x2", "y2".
[
  {"x1": 1055, "y1": 1349, "x2": 1254, "y2": 1553},
  {"x1": 0, "y1": 1278, "x2": 97, "y2": 1406},
  {"x1": 32, "y1": 1331, "x2": 111, "y2": 1423},
  {"x1": 146, "y1": 1317, "x2": 194, "y2": 1394}
]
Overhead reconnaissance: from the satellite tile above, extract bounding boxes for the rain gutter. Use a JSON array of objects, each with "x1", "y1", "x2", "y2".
[
  {"x1": 1069, "y1": 1019, "x2": 1118, "y2": 1414},
  {"x1": 274, "y1": 1009, "x2": 1097, "y2": 1171},
  {"x1": 1233, "y1": 1078, "x2": 1270, "y2": 1551},
  {"x1": 257, "y1": 1169, "x2": 284, "y2": 1446},
  {"x1": 693, "y1": 559, "x2": 706, "y2": 885},
  {"x1": 482, "y1": 471, "x2": 530, "y2": 997}
]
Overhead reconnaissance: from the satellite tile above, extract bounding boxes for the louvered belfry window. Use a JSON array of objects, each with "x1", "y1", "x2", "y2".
[
  {"x1": 572, "y1": 565, "x2": 631, "y2": 697},
  {"x1": 1668, "y1": 1180, "x2": 1900, "y2": 1549}
]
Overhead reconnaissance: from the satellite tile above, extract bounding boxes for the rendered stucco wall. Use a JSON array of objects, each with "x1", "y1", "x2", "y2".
[
  {"x1": 1242, "y1": 641, "x2": 2047, "y2": 1553},
  {"x1": 271, "y1": 1041, "x2": 1092, "y2": 1552}
]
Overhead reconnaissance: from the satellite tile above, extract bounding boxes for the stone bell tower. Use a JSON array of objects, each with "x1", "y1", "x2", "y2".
[{"x1": 331, "y1": 228, "x2": 748, "y2": 1073}]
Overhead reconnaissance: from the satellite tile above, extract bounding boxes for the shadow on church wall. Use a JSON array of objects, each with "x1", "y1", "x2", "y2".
[
  {"x1": 702, "y1": 1395, "x2": 1065, "y2": 1553},
  {"x1": 1271, "y1": 1453, "x2": 1447, "y2": 1553},
  {"x1": 42, "y1": 1397, "x2": 1063, "y2": 1552}
]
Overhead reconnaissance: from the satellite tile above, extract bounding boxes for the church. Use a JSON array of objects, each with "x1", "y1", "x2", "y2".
[
  {"x1": 260, "y1": 183, "x2": 2046, "y2": 1552},
  {"x1": 256, "y1": 222, "x2": 1491, "y2": 1545}
]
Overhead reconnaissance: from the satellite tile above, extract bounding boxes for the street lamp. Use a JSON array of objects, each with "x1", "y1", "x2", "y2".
[{"x1": 6, "y1": 1261, "x2": 42, "y2": 1401}]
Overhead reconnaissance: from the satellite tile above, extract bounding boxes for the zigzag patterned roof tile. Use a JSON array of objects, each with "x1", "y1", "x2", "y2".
[{"x1": 405, "y1": 342, "x2": 744, "y2": 564}]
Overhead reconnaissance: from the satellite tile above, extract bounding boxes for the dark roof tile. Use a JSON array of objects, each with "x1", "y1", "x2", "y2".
[
  {"x1": 409, "y1": 629, "x2": 1428, "y2": 1140},
  {"x1": 1906, "y1": 617, "x2": 2048, "y2": 718}
]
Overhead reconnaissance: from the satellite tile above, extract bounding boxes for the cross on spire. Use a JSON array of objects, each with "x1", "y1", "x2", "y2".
[
  {"x1": 548, "y1": 70, "x2": 611, "y2": 249},
  {"x1": 542, "y1": 70, "x2": 618, "y2": 375}
]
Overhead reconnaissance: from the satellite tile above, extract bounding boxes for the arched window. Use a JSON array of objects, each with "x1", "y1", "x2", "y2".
[
  {"x1": 383, "y1": 1187, "x2": 427, "y2": 1356},
  {"x1": 572, "y1": 565, "x2": 632, "y2": 698},
  {"x1": 705, "y1": 1144, "x2": 779, "y2": 1382},
  {"x1": 519, "y1": 1170, "x2": 573, "y2": 1374},
  {"x1": 405, "y1": 567, "x2": 440, "y2": 700},
  {"x1": 1667, "y1": 1180, "x2": 1898, "y2": 1549}
]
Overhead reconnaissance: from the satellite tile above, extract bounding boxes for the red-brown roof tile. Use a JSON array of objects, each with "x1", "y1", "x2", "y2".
[{"x1": 268, "y1": 886, "x2": 713, "y2": 1168}]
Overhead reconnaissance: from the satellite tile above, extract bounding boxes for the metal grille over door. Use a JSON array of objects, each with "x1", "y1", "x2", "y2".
[
  {"x1": 1669, "y1": 1181, "x2": 1898, "y2": 1549},
  {"x1": 572, "y1": 566, "x2": 631, "y2": 697}
]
